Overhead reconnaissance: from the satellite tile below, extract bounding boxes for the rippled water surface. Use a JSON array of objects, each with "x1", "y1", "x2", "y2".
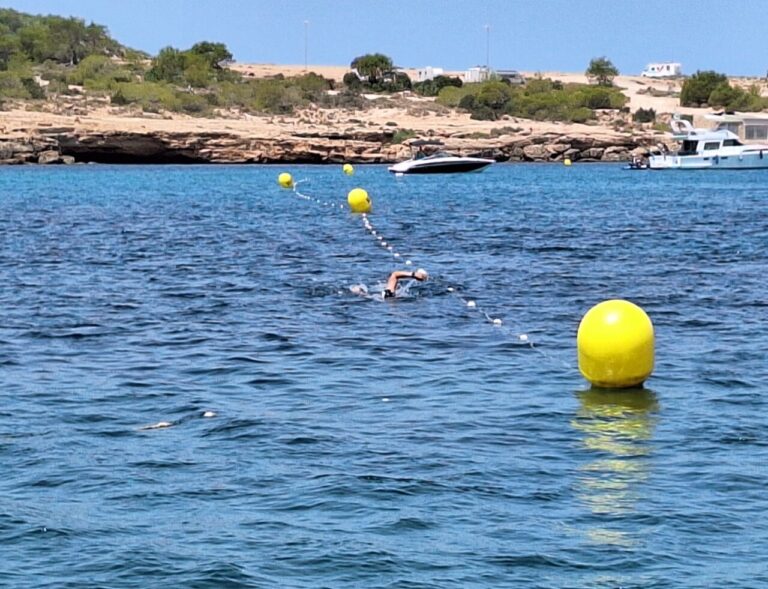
[{"x1": 1, "y1": 163, "x2": 767, "y2": 588}]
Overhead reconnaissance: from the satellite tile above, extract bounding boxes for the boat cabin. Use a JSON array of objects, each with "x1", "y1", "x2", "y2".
[{"x1": 678, "y1": 135, "x2": 743, "y2": 156}]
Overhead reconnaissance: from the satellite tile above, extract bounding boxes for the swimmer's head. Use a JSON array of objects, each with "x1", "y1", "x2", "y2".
[{"x1": 414, "y1": 268, "x2": 429, "y2": 281}]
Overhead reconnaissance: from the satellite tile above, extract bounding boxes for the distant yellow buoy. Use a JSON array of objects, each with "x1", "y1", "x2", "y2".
[
  {"x1": 347, "y1": 187, "x2": 371, "y2": 213},
  {"x1": 564, "y1": 158, "x2": 572, "y2": 166},
  {"x1": 277, "y1": 172, "x2": 294, "y2": 189},
  {"x1": 577, "y1": 299, "x2": 654, "y2": 388},
  {"x1": 342, "y1": 163, "x2": 354, "y2": 176}
]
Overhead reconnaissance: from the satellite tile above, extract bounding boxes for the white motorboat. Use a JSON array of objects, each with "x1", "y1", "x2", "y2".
[
  {"x1": 388, "y1": 140, "x2": 494, "y2": 174},
  {"x1": 649, "y1": 117, "x2": 768, "y2": 170}
]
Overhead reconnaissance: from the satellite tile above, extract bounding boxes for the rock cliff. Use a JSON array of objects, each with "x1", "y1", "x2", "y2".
[{"x1": 0, "y1": 127, "x2": 655, "y2": 165}]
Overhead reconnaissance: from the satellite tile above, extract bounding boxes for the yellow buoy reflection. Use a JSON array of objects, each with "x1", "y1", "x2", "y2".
[{"x1": 571, "y1": 387, "x2": 659, "y2": 546}]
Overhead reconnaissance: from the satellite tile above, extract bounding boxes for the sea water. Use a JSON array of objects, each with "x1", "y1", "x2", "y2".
[{"x1": 0, "y1": 163, "x2": 766, "y2": 588}]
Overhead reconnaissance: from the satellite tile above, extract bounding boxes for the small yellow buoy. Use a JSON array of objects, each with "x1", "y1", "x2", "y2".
[
  {"x1": 577, "y1": 299, "x2": 654, "y2": 388},
  {"x1": 342, "y1": 163, "x2": 354, "y2": 176},
  {"x1": 347, "y1": 187, "x2": 371, "y2": 213},
  {"x1": 277, "y1": 172, "x2": 294, "y2": 189},
  {"x1": 564, "y1": 158, "x2": 572, "y2": 166}
]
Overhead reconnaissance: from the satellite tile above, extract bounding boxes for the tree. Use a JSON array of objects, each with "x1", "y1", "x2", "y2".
[
  {"x1": 47, "y1": 16, "x2": 89, "y2": 64},
  {"x1": 189, "y1": 41, "x2": 232, "y2": 69},
  {"x1": 146, "y1": 46, "x2": 186, "y2": 83},
  {"x1": 0, "y1": 24, "x2": 20, "y2": 70},
  {"x1": 680, "y1": 70, "x2": 728, "y2": 106},
  {"x1": 476, "y1": 80, "x2": 513, "y2": 111},
  {"x1": 350, "y1": 53, "x2": 393, "y2": 84},
  {"x1": 586, "y1": 56, "x2": 619, "y2": 87}
]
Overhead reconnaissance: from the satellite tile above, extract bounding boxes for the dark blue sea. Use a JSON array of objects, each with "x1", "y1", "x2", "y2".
[{"x1": 1, "y1": 163, "x2": 766, "y2": 588}]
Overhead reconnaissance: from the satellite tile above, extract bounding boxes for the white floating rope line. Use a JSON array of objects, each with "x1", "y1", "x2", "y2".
[
  {"x1": 360, "y1": 213, "x2": 406, "y2": 264},
  {"x1": 362, "y1": 214, "x2": 532, "y2": 343},
  {"x1": 442, "y1": 281, "x2": 575, "y2": 369},
  {"x1": 285, "y1": 181, "x2": 542, "y2": 351},
  {"x1": 293, "y1": 181, "x2": 345, "y2": 210},
  {"x1": 442, "y1": 282, "x2": 524, "y2": 335}
]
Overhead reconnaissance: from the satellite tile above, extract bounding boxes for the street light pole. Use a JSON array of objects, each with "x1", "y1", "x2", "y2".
[
  {"x1": 484, "y1": 24, "x2": 490, "y2": 73},
  {"x1": 303, "y1": 20, "x2": 309, "y2": 71}
]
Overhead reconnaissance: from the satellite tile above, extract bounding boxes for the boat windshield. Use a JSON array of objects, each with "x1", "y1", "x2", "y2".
[{"x1": 679, "y1": 140, "x2": 698, "y2": 156}]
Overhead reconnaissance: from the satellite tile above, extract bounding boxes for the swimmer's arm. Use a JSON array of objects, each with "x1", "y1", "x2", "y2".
[{"x1": 386, "y1": 270, "x2": 422, "y2": 292}]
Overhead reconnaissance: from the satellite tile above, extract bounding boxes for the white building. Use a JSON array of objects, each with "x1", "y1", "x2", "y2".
[
  {"x1": 641, "y1": 62, "x2": 682, "y2": 78},
  {"x1": 463, "y1": 66, "x2": 491, "y2": 83},
  {"x1": 416, "y1": 66, "x2": 444, "y2": 82}
]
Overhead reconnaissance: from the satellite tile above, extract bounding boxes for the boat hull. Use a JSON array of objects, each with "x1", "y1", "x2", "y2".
[
  {"x1": 649, "y1": 151, "x2": 768, "y2": 170},
  {"x1": 388, "y1": 160, "x2": 494, "y2": 174}
]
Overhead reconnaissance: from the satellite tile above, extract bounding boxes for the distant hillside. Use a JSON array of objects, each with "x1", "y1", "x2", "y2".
[{"x1": 0, "y1": 8, "x2": 143, "y2": 67}]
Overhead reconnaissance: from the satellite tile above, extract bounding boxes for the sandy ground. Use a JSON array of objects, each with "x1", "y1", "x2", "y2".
[{"x1": 4, "y1": 64, "x2": 762, "y2": 140}]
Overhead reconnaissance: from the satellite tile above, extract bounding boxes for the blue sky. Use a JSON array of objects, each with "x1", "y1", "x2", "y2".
[{"x1": 4, "y1": 0, "x2": 768, "y2": 76}]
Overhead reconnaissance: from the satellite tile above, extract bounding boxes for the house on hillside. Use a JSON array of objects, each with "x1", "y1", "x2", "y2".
[
  {"x1": 463, "y1": 66, "x2": 491, "y2": 83},
  {"x1": 496, "y1": 70, "x2": 526, "y2": 85},
  {"x1": 417, "y1": 66, "x2": 444, "y2": 82},
  {"x1": 462, "y1": 67, "x2": 525, "y2": 84},
  {"x1": 641, "y1": 62, "x2": 682, "y2": 77}
]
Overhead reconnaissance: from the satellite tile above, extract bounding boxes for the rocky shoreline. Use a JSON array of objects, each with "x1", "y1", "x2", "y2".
[{"x1": 0, "y1": 126, "x2": 656, "y2": 166}]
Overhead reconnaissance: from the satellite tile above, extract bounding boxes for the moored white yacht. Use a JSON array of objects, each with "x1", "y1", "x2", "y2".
[
  {"x1": 649, "y1": 117, "x2": 768, "y2": 170},
  {"x1": 388, "y1": 140, "x2": 494, "y2": 174}
]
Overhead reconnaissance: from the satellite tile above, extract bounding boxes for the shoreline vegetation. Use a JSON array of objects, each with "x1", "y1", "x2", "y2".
[{"x1": 1, "y1": 9, "x2": 767, "y2": 165}]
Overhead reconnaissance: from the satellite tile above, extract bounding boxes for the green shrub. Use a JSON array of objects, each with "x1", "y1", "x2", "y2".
[
  {"x1": 475, "y1": 81, "x2": 513, "y2": 111},
  {"x1": 178, "y1": 92, "x2": 210, "y2": 114},
  {"x1": 342, "y1": 71, "x2": 363, "y2": 90},
  {"x1": 446, "y1": 77, "x2": 625, "y2": 123},
  {"x1": 413, "y1": 75, "x2": 462, "y2": 97},
  {"x1": 293, "y1": 72, "x2": 334, "y2": 99},
  {"x1": 110, "y1": 81, "x2": 180, "y2": 112},
  {"x1": 575, "y1": 85, "x2": 627, "y2": 109},
  {"x1": 318, "y1": 87, "x2": 364, "y2": 109},
  {"x1": 470, "y1": 105, "x2": 496, "y2": 120},
  {"x1": 458, "y1": 93, "x2": 475, "y2": 110},
  {"x1": 567, "y1": 107, "x2": 593, "y2": 123},
  {"x1": 436, "y1": 84, "x2": 475, "y2": 107},
  {"x1": 680, "y1": 70, "x2": 728, "y2": 106},
  {"x1": 0, "y1": 70, "x2": 30, "y2": 98},
  {"x1": 633, "y1": 107, "x2": 656, "y2": 123},
  {"x1": 21, "y1": 76, "x2": 44, "y2": 98},
  {"x1": 391, "y1": 128, "x2": 416, "y2": 144}
]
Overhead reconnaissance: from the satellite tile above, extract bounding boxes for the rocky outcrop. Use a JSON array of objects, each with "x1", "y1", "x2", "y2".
[
  {"x1": 0, "y1": 136, "x2": 59, "y2": 164},
  {"x1": 0, "y1": 126, "x2": 659, "y2": 165}
]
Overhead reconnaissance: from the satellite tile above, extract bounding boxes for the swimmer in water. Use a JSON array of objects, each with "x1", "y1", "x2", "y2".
[
  {"x1": 350, "y1": 268, "x2": 428, "y2": 298},
  {"x1": 382, "y1": 268, "x2": 428, "y2": 298}
]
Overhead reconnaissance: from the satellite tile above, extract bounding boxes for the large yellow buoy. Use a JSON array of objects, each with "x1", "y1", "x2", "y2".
[
  {"x1": 342, "y1": 163, "x2": 354, "y2": 176},
  {"x1": 347, "y1": 187, "x2": 371, "y2": 213},
  {"x1": 577, "y1": 299, "x2": 654, "y2": 388},
  {"x1": 564, "y1": 158, "x2": 572, "y2": 166},
  {"x1": 277, "y1": 172, "x2": 294, "y2": 189}
]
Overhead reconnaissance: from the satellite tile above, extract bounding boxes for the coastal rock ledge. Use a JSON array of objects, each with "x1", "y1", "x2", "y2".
[{"x1": 0, "y1": 129, "x2": 656, "y2": 165}]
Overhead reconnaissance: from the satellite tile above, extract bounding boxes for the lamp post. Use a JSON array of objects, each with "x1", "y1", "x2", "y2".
[
  {"x1": 484, "y1": 24, "x2": 490, "y2": 73},
  {"x1": 303, "y1": 20, "x2": 309, "y2": 71}
]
